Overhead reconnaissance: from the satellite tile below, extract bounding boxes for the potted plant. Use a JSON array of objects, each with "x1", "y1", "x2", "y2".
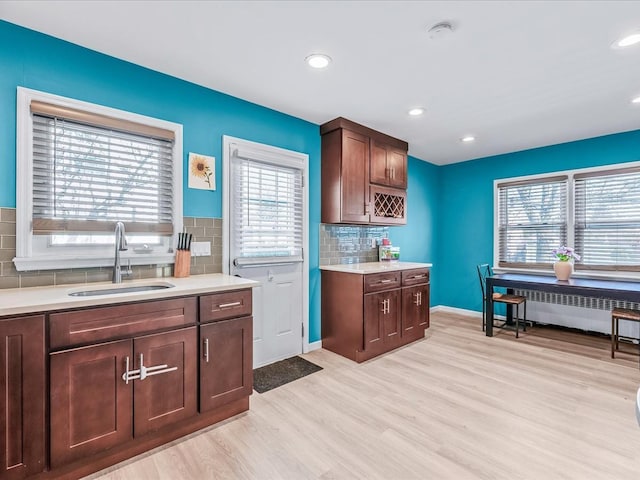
[{"x1": 552, "y1": 246, "x2": 581, "y2": 281}]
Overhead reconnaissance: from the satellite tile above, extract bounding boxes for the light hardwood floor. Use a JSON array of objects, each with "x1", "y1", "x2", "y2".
[{"x1": 87, "y1": 311, "x2": 640, "y2": 480}]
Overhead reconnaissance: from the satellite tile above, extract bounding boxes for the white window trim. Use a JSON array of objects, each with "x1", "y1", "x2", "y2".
[
  {"x1": 493, "y1": 160, "x2": 640, "y2": 281},
  {"x1": 221, "y1": 135, "x2": 311, "y2": 353},
  {"x1": 14, "y1": 87, "x2": 183, "y2": 271}
]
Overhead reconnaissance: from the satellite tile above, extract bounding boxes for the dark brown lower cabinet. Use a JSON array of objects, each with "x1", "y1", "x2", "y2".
[
  {"x1": 0, "y1": 315, "x2": 45, "y2": 480},
  {"x1": 50, "y1": 339, "x2": 133, "y2": 468},
  {"x1": 50, "y1": 327, "x2": 197, "y2": 467},
  {"x1": 402, "y1": 284, "x2": 430, "y2": 339},
  {"x1": 133, "y1": 327, "x2": 197, "y2": 436},
  {"x1": 364, "y1": 290, "x2": 401, "y2": 355},
  {"x1": 322, "y1": 267, "x2": 430, "y2": 363},
  {"x1": 200, "y1": 317, "x2": 253, "y2": 412}
]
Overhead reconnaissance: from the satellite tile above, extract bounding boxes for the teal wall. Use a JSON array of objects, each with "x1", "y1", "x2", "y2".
[
  {"x1": 391, "y1": 156, "x2": 441, "y2": 303},
  {"x1": 438, "y1": 129, "x2": 640, "y2": 314}
]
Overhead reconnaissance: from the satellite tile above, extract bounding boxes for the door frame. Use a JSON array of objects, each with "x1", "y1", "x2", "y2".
[{"x1": 222, "y1": 135, "x2": 311, "y2": 354}]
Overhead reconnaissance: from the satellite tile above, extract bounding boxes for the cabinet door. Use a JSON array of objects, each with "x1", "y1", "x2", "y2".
[
  {"x1": 200, "y1": 317, "x2": 253, "y2": 412},
  {"x1": 370, "y1": 140, "x2": 389, "y2": 186},
  {"x1": 0, "y1": 316, "x2": 45, "y2": 480},
  {"x1": 50, "y1": 340, "x2": 132, "y2": 468},
  {"x1": 387, "y1": 147, "x2": 407, "y2": 189},
  {"x1": 402, "y1": 284, "x2": 430, "y2": 339},
  {"x1": 370, "y1": 141, "x2": 407, "y2": 189},
  {"x1": 340, "y1": 129, "x2": 370, "y2": 223},
  {"x1": 133, "y1": 327, "x2": 197, "y2": 437},
  {"x1": 364, "y1": 290, "x2": 401, "y2": 352}
]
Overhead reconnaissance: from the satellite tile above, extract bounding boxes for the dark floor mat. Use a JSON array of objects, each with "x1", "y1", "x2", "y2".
[{"x1": 253, "y1": 356, "x2": 323, "y2": 393}]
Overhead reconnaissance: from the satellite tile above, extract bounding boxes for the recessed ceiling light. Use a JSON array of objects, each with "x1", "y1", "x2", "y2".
[
  {"x1": 632, "y1": 95, "x2": 640, "y2": 104},
  {"x1": 461, "y1": 135, "x2": 476, "y2": 143},
  {"x1": 612, "y1": 31, "x2": 640, "y2": 49},
  {"x1": 408, "y1": 107, "x2": 425, "y2": 116},
  {"x1": 305, "y1": 53, "x2": 332, "y2": 69}
]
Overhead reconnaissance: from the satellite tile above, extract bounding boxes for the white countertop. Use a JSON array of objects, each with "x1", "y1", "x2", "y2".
[
  {"x1": 319, "y1": 261, "x2": 432, "y2": 274},
  {"x1": 0, "y1": 274, "x2": 259, "y2": 317}
]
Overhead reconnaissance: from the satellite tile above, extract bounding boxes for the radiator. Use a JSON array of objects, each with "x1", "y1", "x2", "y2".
[{"x1": 516, "y1": 290, "x2": 640, "y2": 339}]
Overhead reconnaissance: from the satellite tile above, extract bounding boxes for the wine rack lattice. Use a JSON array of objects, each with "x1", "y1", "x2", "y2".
[{"x1": 374, "y1": 191, "x2": 405, "y2": 218}]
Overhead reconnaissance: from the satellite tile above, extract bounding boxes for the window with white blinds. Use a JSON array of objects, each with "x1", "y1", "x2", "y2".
[
  {"x1": 31, "y1": 106, "x2": 174, "y2": 235},
  {"x1": 231, "y1": 157, "x2": 303, "y2": 265},
  {"x1": 15, "y1": 87, "x2": 182, "y2": 271},
  {"x1": 497, "y1": 176, "x2": 568, "y2": 268},
  {"x1": 575, "y1": 167, "x2": 640, "y2": 271}
]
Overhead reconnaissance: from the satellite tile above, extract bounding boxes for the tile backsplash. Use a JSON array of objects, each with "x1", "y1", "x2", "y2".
[
  {"x1": 319, "y1": 224, "x2": 389, "y2": 265},
  {"x1": 0, "y1": 208, "x2": 222, "y2": 290}
]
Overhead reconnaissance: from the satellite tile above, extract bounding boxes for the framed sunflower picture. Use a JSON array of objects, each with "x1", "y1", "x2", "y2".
[{"x1": 188, "y1": 153, "x2": 216, "y2": 190}]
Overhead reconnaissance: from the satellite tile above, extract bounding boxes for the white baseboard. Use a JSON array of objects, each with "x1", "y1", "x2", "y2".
[
  {"x1": 431, "y1": 305, "x2": 506, "y2": 320},
  {"x1": 305, "y1": 340, "x2": 322, "y2": 352},
  {"x1": 431, "y1": 305, "x2": 482, "y2": 318}
]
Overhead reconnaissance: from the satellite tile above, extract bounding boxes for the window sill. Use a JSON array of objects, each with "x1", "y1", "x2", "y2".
[
  {"x1": 13, "y1": 253, "x2": 176, "y2": 272},
  {"x1": 494, "y1": 266, "x2": 640, "y2": 283}
]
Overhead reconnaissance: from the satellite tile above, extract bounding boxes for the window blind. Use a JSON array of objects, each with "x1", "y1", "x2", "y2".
[
  {"x1": 32, "y1": 113, "x2": 174, "y2": 234},
  {"x1": 497, "y1": 176, "x2": 568, "y2": 267},
  {"x1": 231, "y1": 157, "x2": 303, "y2": 265},
  {"x1": 575, "y1": 167, "x2": 640, "y2": 271}
]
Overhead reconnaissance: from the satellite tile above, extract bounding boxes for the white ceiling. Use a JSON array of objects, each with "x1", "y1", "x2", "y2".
[{"x1": 1, "y1": 0, "x2": 640, "y2": 165}]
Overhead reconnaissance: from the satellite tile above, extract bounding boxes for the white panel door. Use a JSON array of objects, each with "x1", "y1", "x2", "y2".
[{"x1": 223, "y1": 137, "x2": 307, "y2": 368}]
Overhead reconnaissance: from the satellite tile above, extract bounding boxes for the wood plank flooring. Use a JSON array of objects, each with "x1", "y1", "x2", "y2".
[{"x1": 86, "y1": 311, "x2": 640, "y2": 480}]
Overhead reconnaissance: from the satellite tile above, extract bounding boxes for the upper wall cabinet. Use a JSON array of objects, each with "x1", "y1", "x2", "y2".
[{"x1": 321, "y1": 117, "x2": 408, "y2": 225}]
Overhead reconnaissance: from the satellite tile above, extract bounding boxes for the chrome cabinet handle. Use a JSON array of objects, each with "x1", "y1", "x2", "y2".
[
  {"x1": 380, "y1": 298, "x2": 390, "y2": 314},
  {"x1": 412, "y1": 274, "x2": 425, "y2": 280},
  {"x1": 379, "y1": 279, "x2": 392, "y2": 284},
  {"x1": 219, "y1": 301, "x2": 241, "y2": 309},
  {"x1": 204, "y1": 338, "x2": 209, "y2": 363},
  {"x1": 123, "y1": 356, "x2": 132, "y2": 384},
  {"x1": 413, "y1": 292, "x2": 423, "y2": 306},
  {"x1": 122, "y1": 353, "x2": 177, "y2": 383}
]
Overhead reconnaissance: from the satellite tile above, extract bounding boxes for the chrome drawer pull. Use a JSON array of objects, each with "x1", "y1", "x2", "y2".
[
  {"x1": 379, "y1": 279, "x2": 392, "y2": 284},
  {"x1": 218, "y1": 301, "x2": 242, "y2": 308},
  {"x1": 204, "y1": 338, "x2": 210, "y2": 363},
  {"x1": 412, "y1": 274, "x2": 425, "y2": 279}
]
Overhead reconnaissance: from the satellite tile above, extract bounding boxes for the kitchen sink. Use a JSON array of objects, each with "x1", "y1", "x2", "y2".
[{"x1": 68, "y1": 282, "x2": 175, "y2": 297}]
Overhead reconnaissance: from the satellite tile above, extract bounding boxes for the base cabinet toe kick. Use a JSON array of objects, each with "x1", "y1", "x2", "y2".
[{"x1": 0, "y1": 286, "x2": 254, "y2": 480}]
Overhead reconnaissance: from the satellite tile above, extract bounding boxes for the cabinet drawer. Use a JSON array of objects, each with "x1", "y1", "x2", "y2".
[
  {"x1": 401, "y1": 268, "x2": 430, "y2": 286},
  {"x1": 364, "y1": 272, "x2": 401, "y2": 293},
  {"x1": 50, "y1": 297, "x2": 197, "y2": 349},
  {"x1": 199, "y1": 289, "x2": 252, "y2": 323}
]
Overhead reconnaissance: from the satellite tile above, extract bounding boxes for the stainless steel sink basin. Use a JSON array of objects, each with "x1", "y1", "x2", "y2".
[{"x1": 68, "y1": 282, "x2": 175, "y2": 297}]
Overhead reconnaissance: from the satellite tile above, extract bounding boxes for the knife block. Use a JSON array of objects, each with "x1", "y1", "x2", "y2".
[{"x1": 174, "y1": 250, "x2": 191, "y2": 278}]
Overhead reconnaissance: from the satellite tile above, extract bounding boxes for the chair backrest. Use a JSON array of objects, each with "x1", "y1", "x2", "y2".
[{"x1": 476, "y1": 264, "x2": 493, "y2": 299}]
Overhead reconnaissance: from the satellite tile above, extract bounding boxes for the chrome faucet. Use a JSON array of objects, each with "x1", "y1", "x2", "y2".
[{"x1": 113, "y1": 221, "x2": 132, "y2": 283}]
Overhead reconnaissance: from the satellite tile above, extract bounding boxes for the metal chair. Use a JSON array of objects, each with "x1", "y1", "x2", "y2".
[
  {"x1": 611, "y1": 307, "x2": 640, "y2": 367},
  {"x1": 477, "y1": 264, "x2": 527, "y2": 338}
]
